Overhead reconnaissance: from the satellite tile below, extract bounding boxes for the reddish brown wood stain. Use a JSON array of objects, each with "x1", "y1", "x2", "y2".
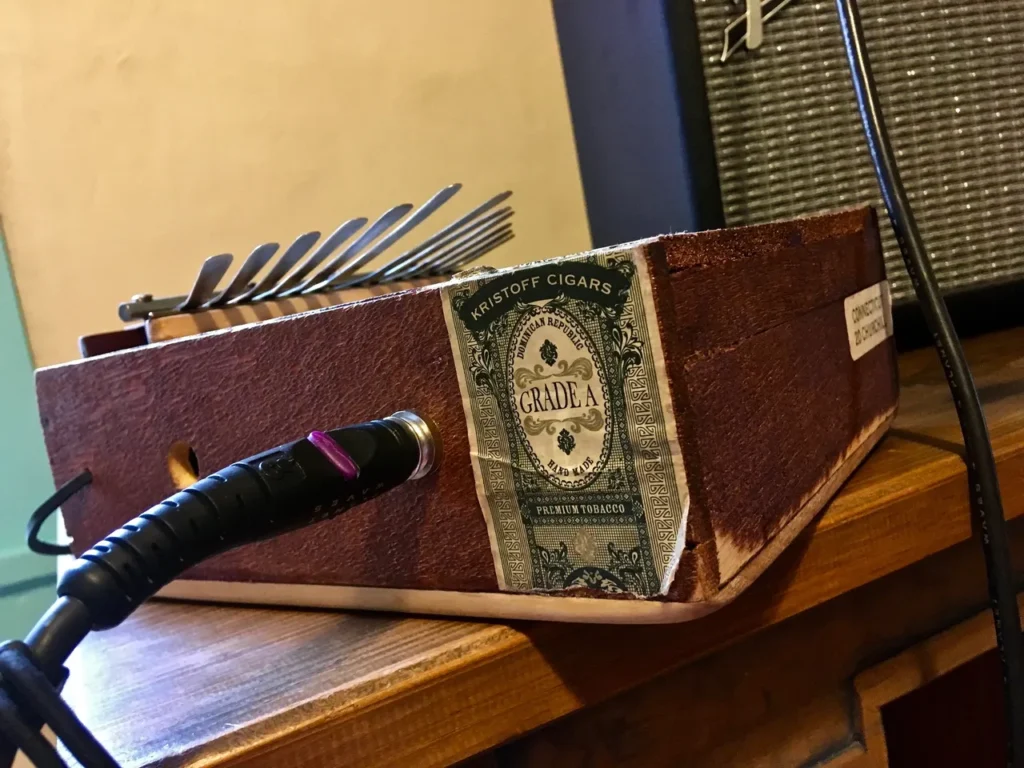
[
  {"x1": 36, "y1": 207, "x2": 897, "y2": 600},
  {"x1": 662, "y1": 208, "x2": 898, "y2": 586}
]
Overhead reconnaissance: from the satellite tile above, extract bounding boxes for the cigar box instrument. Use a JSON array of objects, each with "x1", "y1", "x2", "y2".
[{"x1": 37, "y1": 206, "x2": 899, "y2": 624}]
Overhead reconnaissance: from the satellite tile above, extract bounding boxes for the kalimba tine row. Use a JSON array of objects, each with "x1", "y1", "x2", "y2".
[{"x1": 82, "y1": 184, "x2": 514, "y2": 352}]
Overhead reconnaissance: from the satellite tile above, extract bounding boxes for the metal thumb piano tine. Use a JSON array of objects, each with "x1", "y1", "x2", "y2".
[
  {"x1": 446, "y1": 230, "x2": 514, "y2": 274},
  {"x1": 299, "y1": 215, "x2": 415, "y2": 292},
  {"x1": 177, "y1": 253, "x2": 234, "y2": 311},
  {"x1": 114, "y1": 187, "x2": 516, "y2": 319},
  {"x1": 258, "y1": 217, "x2": 369, "y2": 299},
  {"x1": 339, "y1": 205, "x2": 512, "y2": 291},
  {"x1": 286, "y1": 202, "x2": 417, "y2": 296},
  {"x1": 387, "y1": 207, "x2": 514, "y2": 282},
  {"x1": 430, "y1": 224, "x2": 514, "y2": 276},
  {"x1": 337, "y1": 222, "x2": 514, "y2": 295},
  {"x1": 204, "y1": 241, "x2": 280, "y2": 308},
  {"x1": 233, "y1": 230, "x2": 321, "y2": 304},
  {"x1": 118, "y1": 233, "x2": 311, "y2": 318},
  {"x1": 431, "y1": 221, "x2": 514, "y2": 272},
  {"x1": 351, "y1": 189, "x2": 512, "y2": 288},
  {"x1": 310, "y1": 183, "x2": 463, "y2": 293},
  {"x1": 294, "y1": 208, "x2": 409, "y2": 295}
]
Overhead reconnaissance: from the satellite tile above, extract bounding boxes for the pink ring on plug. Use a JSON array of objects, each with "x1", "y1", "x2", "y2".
[{"x1": 307, "y1": 431, "x2": 360, "y2": 480}]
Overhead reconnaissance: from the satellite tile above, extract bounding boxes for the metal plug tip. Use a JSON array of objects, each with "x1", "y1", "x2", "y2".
[{"x1": 386, "y1": 410, "x2": 440, "y2": 480}]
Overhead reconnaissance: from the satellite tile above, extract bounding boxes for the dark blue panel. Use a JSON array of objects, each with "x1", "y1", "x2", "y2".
[{"x1": 552, "y1": 0, "x2": 723, "y2": 246}]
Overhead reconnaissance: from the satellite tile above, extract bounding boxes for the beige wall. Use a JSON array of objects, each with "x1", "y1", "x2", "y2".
[{"x1": 0, "y1": 1, "x2": 590, "y2": 367}]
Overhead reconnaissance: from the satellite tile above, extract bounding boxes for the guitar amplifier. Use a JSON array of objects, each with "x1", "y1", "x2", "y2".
[{"x1": 553, "y1": 0, "x2": 1024, "y2": 314}]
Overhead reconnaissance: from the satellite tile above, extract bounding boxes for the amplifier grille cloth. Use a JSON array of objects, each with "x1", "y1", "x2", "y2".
[{"x1": 692, "y1": 0, "x2": 1024, "y2": 302}]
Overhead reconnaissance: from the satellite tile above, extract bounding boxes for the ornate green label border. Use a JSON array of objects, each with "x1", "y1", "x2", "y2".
[{"x1": 441, "y1": 246, "x2": 689, "y2": 596}]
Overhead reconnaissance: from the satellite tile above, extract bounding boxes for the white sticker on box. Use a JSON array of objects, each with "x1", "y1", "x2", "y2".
[{"x1": 844, "y1": 281, "x2": 893, "y2": 361}]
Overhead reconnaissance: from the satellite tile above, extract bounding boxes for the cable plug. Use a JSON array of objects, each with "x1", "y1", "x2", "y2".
[{"x1": 56, "y1": 411, "x2": 438, "y2": 630}]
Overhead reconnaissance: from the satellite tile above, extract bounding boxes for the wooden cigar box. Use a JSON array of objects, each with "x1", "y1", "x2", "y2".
[{"x1": 36, "y1": 207, "x2": 898, "y2": 623}]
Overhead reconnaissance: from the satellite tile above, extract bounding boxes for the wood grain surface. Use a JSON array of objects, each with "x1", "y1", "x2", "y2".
[
  {"x1": 61, "y1": 327, "x2": 1024, "y2": 767},
  {"x1": 502, "y1": 530, "x2": 1024, "y2": 767}
]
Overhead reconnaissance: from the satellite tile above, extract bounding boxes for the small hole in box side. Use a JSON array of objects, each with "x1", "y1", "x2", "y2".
[{"x1": 168, "y1": 441, "x2": 200, "y2": 489}]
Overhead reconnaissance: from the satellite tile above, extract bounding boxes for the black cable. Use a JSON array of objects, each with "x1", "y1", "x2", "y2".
[
  {"x1": 0, "y1": 688, "x2": 64, "y2": 768},
  {"x1": 835, "y1": 1, "x2": 1024, "y2": 764},
  {"x1": 0, "y1": 601, "x2": 95, "y2": 768},
  {"x1": 0, "y1": 412, "x2": 438, "y2": 767},
  {"x1": 23, "y1": 599, "x2": 92, "y2": 684},
  {"x1": 0, "y1": 643, "x2": 117, "y2": 768},
  {"x1": 26, "y1": 471, "x2": 91, "y2": 557}
]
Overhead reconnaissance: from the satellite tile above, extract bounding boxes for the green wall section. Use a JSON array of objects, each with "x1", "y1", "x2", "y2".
[{"x1": 0, "y1": 231, "x2": 55, "y2": 637}]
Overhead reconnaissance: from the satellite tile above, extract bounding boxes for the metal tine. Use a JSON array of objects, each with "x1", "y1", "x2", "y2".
[
  {"x1": 117, "y1": 233, "x2": 312, "y2": 318},
  {"x1": 428, "y1": 222, "x2": 514, "y2": 274},
  {"x1": 204, "y1": 241, "x2": 280, "y2": 308},
  {"x1": 177, "y1": 253, "x2": 235, "y2": 311},
  {"x1": 430, "y1": 222, "x2": 512, "y2": 276},
  {"x1": 385, "y1": 206, "x2": 514, "y2": 283},
  {"x1": 307, "y1": 183, "x2": 463, "y2": 294},
  {"x1": 115, "y1": 188, "x2": 516, "y2": 319},
  {"x1": 382, "y1": 225, "x2": 505, "y2": 290},
  {"x1": 232, "y1": 230, "x2": 321, "y2": 304},
  {"x1": 446, "y1": 230, "x2": 515, "y2": 274},
  {"x1": 352, "y1": 190, "x2": 512, "y2": 287},
  {"x1": 431, "y1": 225, "x2": 514, "y2": 276},
  {"x1": 282, "y1": 204, "x2": 413, "y2": 297},
  {"x1": 370, "y1": 206, "x2": 513, "y2": 287},
  {"x1": 351, "y1": 231, "x2": 513, "y2": 304},
  {"x1": 258, "y1": 217, "x2": 369, "y2": 299}
]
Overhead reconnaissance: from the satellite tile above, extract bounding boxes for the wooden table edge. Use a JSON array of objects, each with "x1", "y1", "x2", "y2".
[{"x1": 195, "y1": 437, "x2": 1024, "y2": 768}]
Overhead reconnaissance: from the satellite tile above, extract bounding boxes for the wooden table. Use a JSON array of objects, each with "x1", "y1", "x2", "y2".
[{"x1": 63, "y1": 328, "x2": 1024, "y2": 767}]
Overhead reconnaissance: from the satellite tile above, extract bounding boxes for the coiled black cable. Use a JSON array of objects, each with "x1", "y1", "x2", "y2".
[
  {"x1": 0, "y1": 639, "x2": 117, "y2": 768},
  {"x1": 835, "y1": 1, "x2": 1024, "y2": 764},
  {"x1": 0, "y1": 412, "x2": 437, "y2": 767}
]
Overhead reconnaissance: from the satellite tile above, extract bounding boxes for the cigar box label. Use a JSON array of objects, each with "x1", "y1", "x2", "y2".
[
  {"x1": 845, "y1": 281, "x2": 893, "y2": 361},
  {"x1": 441, "y1": 247, "x2": 690, "y2": 596}
]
